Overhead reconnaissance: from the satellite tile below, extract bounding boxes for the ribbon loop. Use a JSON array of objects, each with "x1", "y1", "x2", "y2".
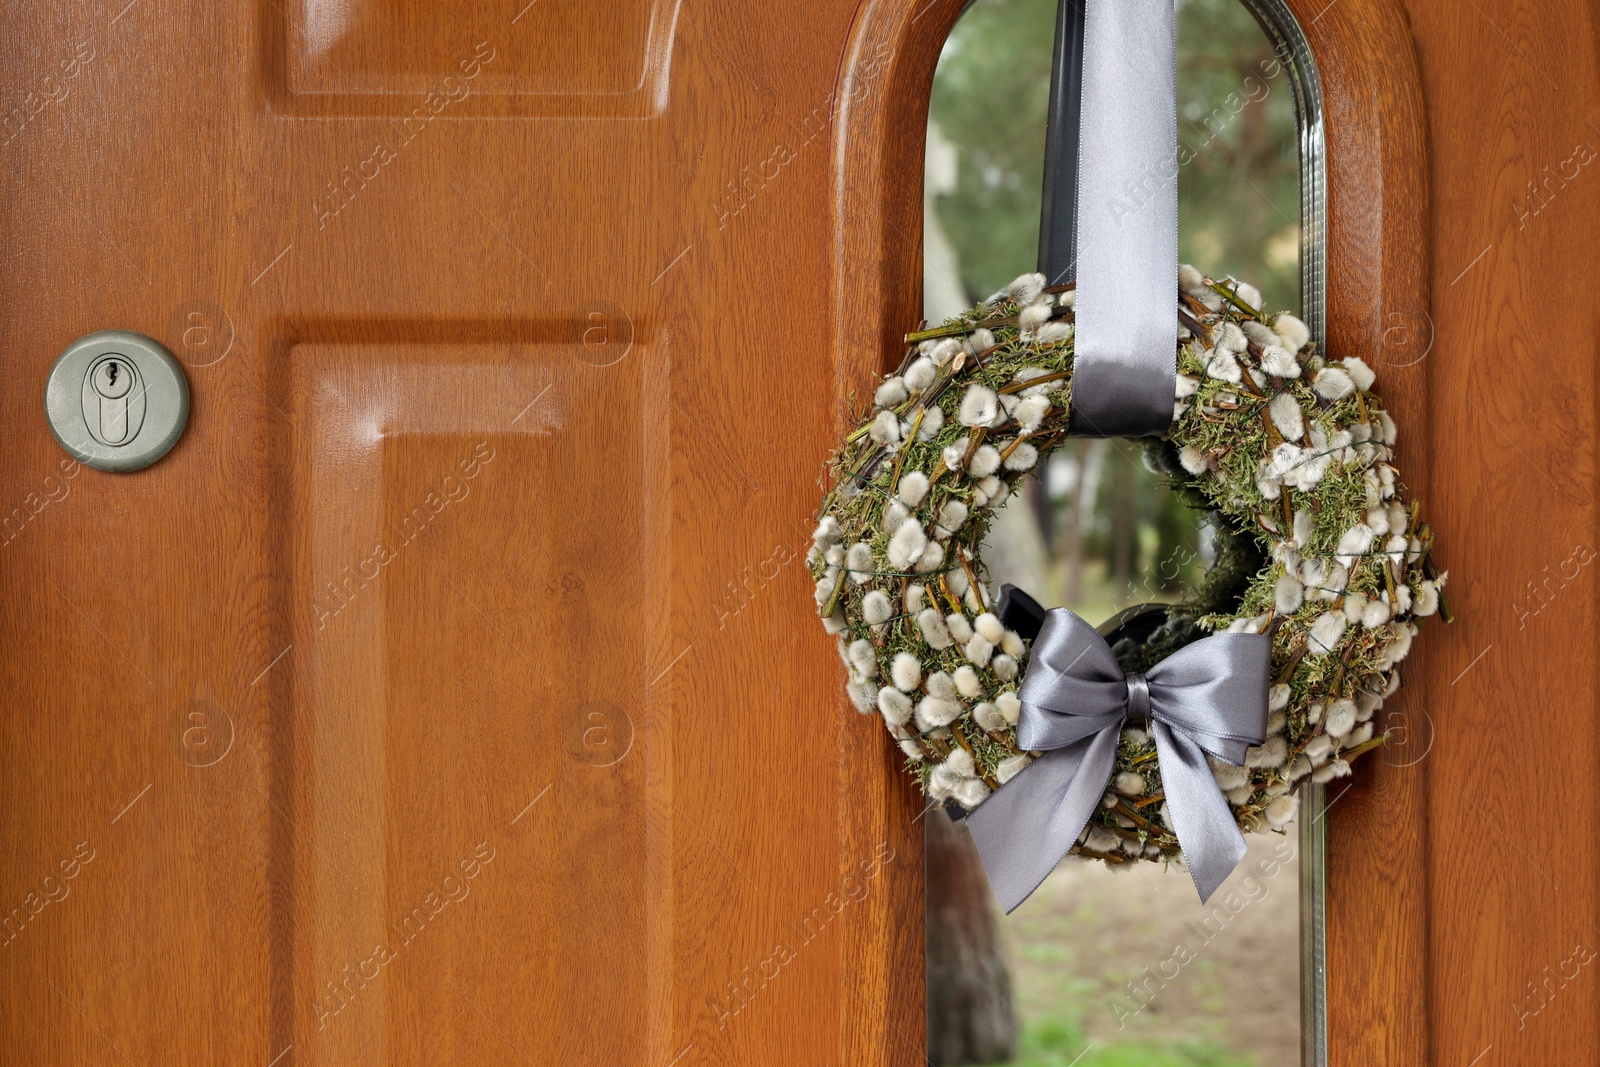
[{"x1": 967, "y1": 608, "x2": 1269, "y2": 911}]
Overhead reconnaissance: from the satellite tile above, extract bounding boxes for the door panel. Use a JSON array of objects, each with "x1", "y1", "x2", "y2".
[
  {"x1": 0, "y1": 2, "x2": 922, "y2": 1064},
  {"x1": 1400, "y1": 0, "x2": 1600, "y2": 1062},
  {"x1": 276, "y1": 0, "x2": 684, "y2": 117},
  {"x1": 275, "y1": 340, "x2": 661, "y2": 1062}
]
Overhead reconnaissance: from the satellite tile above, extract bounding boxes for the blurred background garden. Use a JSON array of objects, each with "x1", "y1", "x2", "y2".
[{"x1": 922, "y1": 2, "x2": 1305, "y2": 1064}]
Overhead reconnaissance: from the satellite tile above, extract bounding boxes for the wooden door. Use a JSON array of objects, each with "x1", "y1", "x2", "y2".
[
  {"x1": 0, "y1": 3, "x2": 922, "y2": 1064},
  {"x1": 1274, "y1": 1, "x2": 1600, "y2": 1062},
  {"x1": 12, "y1": 1, "x2": 1594, "y2": 1063},
  {"x1": 1362, "y1": 0, "x2": 1600, "y2": 1062}
]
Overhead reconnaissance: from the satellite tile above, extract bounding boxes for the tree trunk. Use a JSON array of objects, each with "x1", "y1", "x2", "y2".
[
  {"x1": 926, "y1": 809, "x2": 1019, "y2": 1065},
  {"x1": 1028, "y1": 471, "x2": 1053, "y2": 551},
  {"x1": 1110, "y1": 441, "x2": 1136, "y2": 592},
  {"x1": 1061, "y1": 440, "x2": 1089, "y2": 606}
]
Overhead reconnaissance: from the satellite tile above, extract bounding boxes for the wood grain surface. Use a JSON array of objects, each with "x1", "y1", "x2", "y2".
[
  {"x1": 0, "y1": 2, "x2": 924, "y2": 1063},
  {"x1": 1286, "y1": 0, "x2": 1600, "y2": 1061},
  {"x1": 4, "y1": 0, "x2": 1594, "y2": 1063},
  {"x1": 1280, "y1": 1, "x2": 1436, "y2": 1063},
  {"x1": 1399, "y1": 0, "x2": 1600, "y2": 1063}
]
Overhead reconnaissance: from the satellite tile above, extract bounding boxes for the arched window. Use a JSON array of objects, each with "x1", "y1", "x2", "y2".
[{"x1": 924, "y1": 2, "x2": 1327, "y2": 1062}]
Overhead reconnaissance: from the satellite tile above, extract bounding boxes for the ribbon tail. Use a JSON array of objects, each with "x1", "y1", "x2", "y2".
[
  {"x1": 1153, "y1": 721, "x2": 1249, "y2": 903},
  {"x1": 965, "y1": 727, "x2": 1120, "y2": 913}
]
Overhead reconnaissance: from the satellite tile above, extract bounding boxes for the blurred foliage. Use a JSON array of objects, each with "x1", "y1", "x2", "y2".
[
  {"x1": 1171, "y1": 0, "x2": 1302, "y2": 306},
  {"x1": 930, "y1": 0, "x2": 1301, "y2": 616},
  {"x1": 927, "y1": 0, "x2": 1057, "y2": 302},
  {"x1": 1081, "y1": 440, "x2": 1205, "y2": 597},
  {"x1": 929, "y1": 0, "x2": 1301, "y2": 309}
]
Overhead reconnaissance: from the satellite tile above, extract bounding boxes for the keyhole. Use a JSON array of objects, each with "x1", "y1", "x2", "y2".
[{"x1": 93, "y1": 357, "x2": 133, "y2": 399}]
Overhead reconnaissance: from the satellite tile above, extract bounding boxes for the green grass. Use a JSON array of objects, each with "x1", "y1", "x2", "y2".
[{"x1": 984, "y1": 1017, "x2": 1257, "y2": 1067}]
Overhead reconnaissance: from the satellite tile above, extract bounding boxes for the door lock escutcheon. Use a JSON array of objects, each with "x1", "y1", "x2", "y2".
[{"x1": 45, "y1": 330, "x2": 189, "y2": 472}]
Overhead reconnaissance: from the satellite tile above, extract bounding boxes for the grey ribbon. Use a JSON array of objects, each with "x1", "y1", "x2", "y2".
[
  {"x1": 966, "y1": 608, "x2": 1268, "y2": 911},
  {"x1": 1067, "y1": 0, "x2": 1179, "y2": 438}
]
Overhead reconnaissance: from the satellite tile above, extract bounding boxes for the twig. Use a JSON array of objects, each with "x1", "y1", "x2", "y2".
[
  {"x1": 1074, "y1": 846, "x2": 1127, "y2": 865},
  {"x1": 999, "y1": 434, "x2": 1034, "y2": 462},
  {"x1": 905, "y1": 321, "x2": 981, "y2": 343},
  {"x1": 961, "y1": 426, "x2": 987, "y2": 469},
  {"x1": 951, "y1": 723, "x2": 1001, "y2": 791},
  {"x1": 1178, "y1": 306, "x2": 1214, "y2": 350},
  {"x1": 890, "y1": 408, "x2": 926, "y2": 489},
  {"x1": 998, "y1": 369, "x2": 1070, "y2": 395},
  {"x1": 1113, "y1": 798, "x2": 1175, "y2": 840},
  {"x1": 1274, "y1": 644, "x2": 1307, "y2": 684},
  {"x1": 1208, "y1": 279, "x2": 1261, "y2": 318},
  {"x1": 1237, "y1": 365, "x2": 1268, "y2": 402},
  {"x1": 820, "y1": 565, "x2": 848, "y2": 619},
  {"x1": 936, "y1": 571, "x2": 963, "y2": 616},
  {"x1": 903, "y1": 305, "x2": 1073, "y2": 344},
  {"x1": 1340, "y1": 732, "x2": 1389, "y2": 763},
  {"x1": 957, "y1": 550, "x2": 986, "y2": 611}
]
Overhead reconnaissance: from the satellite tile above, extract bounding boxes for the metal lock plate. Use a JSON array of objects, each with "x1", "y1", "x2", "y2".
[{"x1": 45, "y1": 330, "x2": 189, "y2": 472}]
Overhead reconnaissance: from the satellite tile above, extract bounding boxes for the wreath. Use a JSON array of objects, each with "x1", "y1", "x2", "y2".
[{"x1": 810, "y1": 267, "x2": 1448, "y2": 873}]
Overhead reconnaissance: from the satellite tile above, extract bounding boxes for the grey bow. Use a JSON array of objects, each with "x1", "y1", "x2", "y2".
[
  {"x1": 1068, "y1": 0, "x2": 1179, "y2": 438},
  {"x1": 967, "y1": 609, "x2": 1268, "y2": 911}
]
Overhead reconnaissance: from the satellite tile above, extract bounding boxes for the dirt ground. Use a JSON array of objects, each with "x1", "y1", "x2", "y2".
[{"x1": 999, "y1": 825, "x2": 1303, "y2": 1065}]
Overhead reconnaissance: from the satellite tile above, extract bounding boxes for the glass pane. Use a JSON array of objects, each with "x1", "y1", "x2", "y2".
[{"x1": 925, "y1": 2, "x2": 1307, "y2": 1064}]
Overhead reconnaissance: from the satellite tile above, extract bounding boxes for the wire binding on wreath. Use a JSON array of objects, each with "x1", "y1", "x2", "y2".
[{"x1": 810, "y1": 267, "x2": 1449, "y2": 870}]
